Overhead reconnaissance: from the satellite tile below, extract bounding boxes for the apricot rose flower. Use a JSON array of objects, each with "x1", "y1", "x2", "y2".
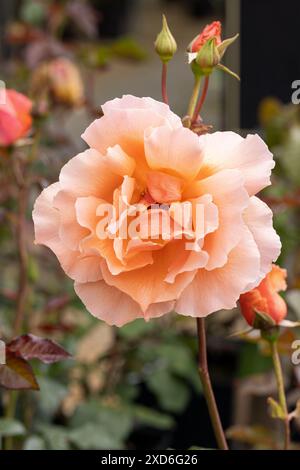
[{"x1": 33, "y1": 95, "x2": 281, "y2": 326}]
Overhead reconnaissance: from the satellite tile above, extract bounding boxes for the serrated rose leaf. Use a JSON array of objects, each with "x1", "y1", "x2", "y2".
[
  {"x1": 0, "y1": 351, "x2": 39, "y2": 390},
  {"x1": 7, "y1": 334, "x2": 72, "y2": 364}
]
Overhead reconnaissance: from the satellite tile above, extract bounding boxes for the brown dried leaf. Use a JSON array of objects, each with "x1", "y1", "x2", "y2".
[
  {"x1": 0, "y1": 351, "x2": 39, "y2": 390},
  {"x1": 7, "y1": 334, "x2": 71, "y2": 364}
]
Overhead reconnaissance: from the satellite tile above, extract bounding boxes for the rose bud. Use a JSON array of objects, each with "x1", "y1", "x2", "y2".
[
  {"x1": 155, "y1": 15, "x2": 177, "y2": 63},
  {"x1": 188, "y1": 20, "x2": 239, "y2": 79},
  {"x1": 31, "y1": 57, "x2": 84, "y2": 108},
  {"x1": 188, "y1": 20, "x2": 222, "y2": 54},
  {"x1": 239, "y1": 264, "x2": 287, "y2": 327},
  {"x1": 0, "y1": 89, "x2": 32, "y2": 147}
]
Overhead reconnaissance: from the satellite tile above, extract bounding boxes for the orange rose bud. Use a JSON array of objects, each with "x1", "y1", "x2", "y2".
[
  {"x1": 188, "y1": 21, "x2": 239, "y2": 80},
  {"x1": 0, "y1": 89, "x2": 32, "y2": 147},
  {"x1": 239, "y1": 264, "x2": 287, "y2": 327},
  {"x1": 188, "y1": 21, "x2": 222, "y2": 53}
]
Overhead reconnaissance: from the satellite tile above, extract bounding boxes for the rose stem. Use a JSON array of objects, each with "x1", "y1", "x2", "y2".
[
  {"x1": 192, "y1": 76, "x2": 210, "y2": 124},
  {"x1": 161, "y1": 62, "x2": 169, "y2": 105},
  {"x1": 12, "y1": 157, "x2": 29, "y2": 337},
  {"x1": 196, "y1": 318, "x2": 229, "y2": 450},
  {"x1": 270, "y1": 340, "x2": 290, "y2": 450},
  {"x1": 187, "y1": 76, "x2": 201, "y2": 118},
  {"x1": 4, "y1": 154, "x2": 30, "y2": 450}
]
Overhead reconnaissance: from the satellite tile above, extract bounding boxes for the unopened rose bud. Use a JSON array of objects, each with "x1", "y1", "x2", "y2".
[
  {"x1": 154, "y1": 15, "x2": 177, "y2": 63},
  {"x1": 188, "y1": 21, "x2": 239, "y2": 80},
  {"x1": 192, "y1": 37, "x2": 220, "y2": 77},
  {"x1": 239, "y1": 265, "x2": 287, "y2": 328}
]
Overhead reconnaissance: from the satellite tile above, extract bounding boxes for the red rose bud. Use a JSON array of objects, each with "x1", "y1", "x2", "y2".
[
  {"x1": 188, "y1": 21, "x2": 222, "y2": 53},
  {"x1": 239, "y1": 265, "x2": 287, "y2": 327},
  {"x1": 188, "y1": 21, "x2": 239, "y2": 80}
]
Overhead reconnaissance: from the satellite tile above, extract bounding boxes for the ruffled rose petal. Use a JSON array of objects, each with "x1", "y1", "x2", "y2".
[
  {"x1": 53, "y1": 190, "x2": 88, "y2": 251},
  {"x1": 101, "y1": 240, "x2": 197, "y2": 311},
  {"x1": 200, "y1": 131, "x2": 275, "y2": 195},
  {"x1": 33, "y1": 183, "x2": 102, "y2": 282},
  {"x1": 145, "y1": 125, "x2": 204, "y2": 180},
  {"x1": 74, "y1": 280, "x2": 142, "y2": 326},
  {"x1": 59, "y1": 148, "x2": 122, "y2": 201},
  {"x1": 185, "y1": 169, "x2": 249, "y2": 270},
  {"x1": 243, "y1": 196, "x2": 281, "y2": 291},
  {"x1": 175, "y1": 226, "x2": 261, "y2": 317},
  {"x1": 101, "y1": 95, "x2": 182, "y2": 129}
]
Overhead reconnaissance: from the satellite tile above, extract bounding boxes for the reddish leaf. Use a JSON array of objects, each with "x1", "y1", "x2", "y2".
[
  {"x1": 44, "y1": 294, "x2": 70, "y2": 313},
  {"x1": 0, "y1": 351, "x2": 39, "y2": 390},
  {"x1": 7, "y1": 334, "x2": 72, "y2": 364}
]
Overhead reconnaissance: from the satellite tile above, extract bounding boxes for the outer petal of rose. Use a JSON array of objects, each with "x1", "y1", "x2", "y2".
[
  {"x1": 0, "y1": 110, "x2": 24, "y2": 145},
  {"x1": 53, "y1": 190, "x2": 88, "y2": 251},
  {"x1": 101, "y1": 95, "x2": 182, "y2": 129},
  {"x1": 59, "y1": 148, "x2": 122, "y2": 201},
  {"x1": 144, "y1": 125, "x2": 204, "y2": 180},
  {"x1": 268, "y1": 265, "x2": 287, "y2": 292},
  {"x1": 243, "y1": 196, "x2": 281, "y2": 290},
  {"x1": 175, "y1": 226, "x2": 261, "y2": 317},
  {"x1": 74, "y1": 280, "x2": 143, "y2": 326},
  {"x1": 33, "y1": 183, "x2": 102, "y2": 282},
  {"x1": 6, "y1": 89, "x2": 32, "y2": 114},
  {"x1": 185, "y1": 169, "x2": 249, "y2": 270},
  {"x1": 200, "y1": 131, "x2": 275, "y2": 196},
  {"x1": 101, "y1": 240, "x2": 197, "y2": 311},
  {"x1": 144, "y1": 300, "x2": 175, "y2": 321}
]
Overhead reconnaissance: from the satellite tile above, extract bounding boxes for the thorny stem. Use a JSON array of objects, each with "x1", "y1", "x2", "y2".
[
  {"x1": 161, "y1": 62, "x2": 169, "y2": 105},
  {"x1": 192, "y1": 76, "x2": 210, "y2": 124},
  {"x1": 271, "y1": 340, "x2": 290, "y2": 450},
  {"x1": 196, "y1": 318, "x2": 229, "y2": 450},
  {"x1": 187, "y1": 76, "x2": 201, "y2": 118}
]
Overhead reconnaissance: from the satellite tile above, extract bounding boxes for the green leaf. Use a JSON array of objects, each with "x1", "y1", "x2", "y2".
[
  {"x1": 37, "y1": 424, "x2": 70, "y2": 450},
  {"x1": 70, "y1": 401, "x2": 132, "y2": 441},
  {"x1": 118, "y1": 319, "x2": 156, "y2": 340},
  {"x1": 0, "y1": 418, "x2": 26, "y2": 437},
  {"x1": 37, "y1": 377, "x2": 68, "y2": 417},
  {"x1": 146, "y1": 369, "x2": 189, "y2": 413},
  {"x1": 23, "y1": 435, "x2": 46, "y2": 450},
  {"x1": 132, "y1": 405, "x2": 174, "y2": 430},
  {"x1": 237, "y1": 343, "x2": 272, "y2": 378},
  {"x1": 69, "y1": 423, "x2": 123, "y2": 450},
  {"x1": 111, "y1": 37, "x2": 147, "y2": 61}
]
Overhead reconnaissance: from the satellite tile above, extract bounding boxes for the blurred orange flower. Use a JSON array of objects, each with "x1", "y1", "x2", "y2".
[
  {"x1": 240, "y1": 264, "x2": 287, "y2": 326},
  {"x1": 31, "y1": 57, "x2": 84, "y2": 108},
  {"x1": 0, "y1": 89, "x2": 32, "y2": 146}
]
